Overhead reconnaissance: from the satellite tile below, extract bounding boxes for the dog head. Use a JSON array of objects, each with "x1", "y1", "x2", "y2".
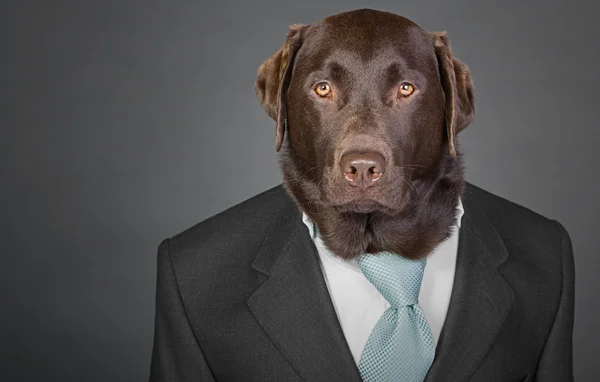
[{"x1": 255, "y1": 9, "x2": 474, "y2": 259}]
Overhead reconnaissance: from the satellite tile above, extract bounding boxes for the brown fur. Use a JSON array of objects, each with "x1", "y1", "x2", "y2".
[{"x1": 255, "y1": 9, "x2": 475, "y2": 260}]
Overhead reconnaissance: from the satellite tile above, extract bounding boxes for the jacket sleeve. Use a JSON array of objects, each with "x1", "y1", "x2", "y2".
[
  {"x1": 534, "y1": 220, "x2": 575, "y2": 381},
  {"x1": 149, "y1": 238, "x2": 216, "y2": 382}
]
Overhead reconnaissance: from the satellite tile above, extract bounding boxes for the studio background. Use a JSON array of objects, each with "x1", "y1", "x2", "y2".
[{"x1": 2, "y1": 1, "x2": 598, "y2": 381}]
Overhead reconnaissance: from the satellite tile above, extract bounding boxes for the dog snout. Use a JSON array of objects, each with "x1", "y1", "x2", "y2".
[{"x1": 340, "y1": 151, "x2": 386, "y2": 189}]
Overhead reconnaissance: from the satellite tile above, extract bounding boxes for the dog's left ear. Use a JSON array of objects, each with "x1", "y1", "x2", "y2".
[
  {"x1": 429, "y1": 31, "x2": 475, "y2": 158},
  {"x1": 255, "y1": 24, "x2": 308, "y2": 152}
]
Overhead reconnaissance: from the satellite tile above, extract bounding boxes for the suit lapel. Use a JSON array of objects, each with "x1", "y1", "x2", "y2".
[
  {"x1": 425, "y1": 184, "x2": 515, "y2": 381},
  {"x1": 247, "y1": 200, "x2": 362, "y2": 381}
]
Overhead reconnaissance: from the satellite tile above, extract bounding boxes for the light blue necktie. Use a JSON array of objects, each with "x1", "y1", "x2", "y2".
[{"x1": 356, "y1": 252, "x2": 435, "y2": 382}]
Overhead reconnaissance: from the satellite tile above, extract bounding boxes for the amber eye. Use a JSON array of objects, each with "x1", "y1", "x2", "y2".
[
  {"x1": 398, "y1": 82, "x2": 415, "y2": 97},
  {"x1": 314, "y1": 82, "x2": 332, "y2": 97}
]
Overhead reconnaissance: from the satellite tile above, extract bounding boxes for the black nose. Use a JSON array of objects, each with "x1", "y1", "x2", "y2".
[{"x1": 340, "y1": 151, "x2": 386, "y2": 189}]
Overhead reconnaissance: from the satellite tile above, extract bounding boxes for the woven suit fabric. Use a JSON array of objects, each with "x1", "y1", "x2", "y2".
[{"x1": 356, "y1": 251, "x2": 435, "y2": 382}]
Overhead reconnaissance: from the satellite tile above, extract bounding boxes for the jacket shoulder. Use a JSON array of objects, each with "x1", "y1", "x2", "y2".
[
  {"x1": 159, "y1": 184, "x2": 295, "y2": 272},
  {"x1": 172, "y1": 184, "x2": 289, "y2": 242},
  {"x1": 465, "y1": 182, "x2": 561, "y2": 233},
  {"x1": 465, "y1": 182, "x2": 572, "y2": 277}
]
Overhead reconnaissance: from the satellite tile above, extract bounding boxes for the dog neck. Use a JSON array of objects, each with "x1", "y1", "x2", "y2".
[{"x1": 282, "y1": 143, "x2": 466, "y2": 260}]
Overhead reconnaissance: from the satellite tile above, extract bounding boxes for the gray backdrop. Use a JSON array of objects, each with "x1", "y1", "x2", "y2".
[{"x1": 2, "y1": 1, "x2": 598, "y2": 381}]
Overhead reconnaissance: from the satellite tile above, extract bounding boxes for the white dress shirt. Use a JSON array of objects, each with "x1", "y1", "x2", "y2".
[{"x1": 301, "y1": 199, "x2": 464, "y2": 366}]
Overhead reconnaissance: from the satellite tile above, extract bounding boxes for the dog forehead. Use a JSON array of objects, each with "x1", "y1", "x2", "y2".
[
  {"x1": 298, "y1": 9, "x2": 435, "y2": 71},
  {"x1": 322, "y1": 8, "x2": 422, "y2": 35}
]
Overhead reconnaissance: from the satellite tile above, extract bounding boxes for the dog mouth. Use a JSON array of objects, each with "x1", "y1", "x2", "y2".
[
  {"x1": 321, "y1": 170, "x2": 411, "y2": 216},
  {"x1": 334, "y1": 199, "x2": 379, "y2": 213},
  {"x1": 333, "y1": 198, "x2": 401, "y2": 215}
]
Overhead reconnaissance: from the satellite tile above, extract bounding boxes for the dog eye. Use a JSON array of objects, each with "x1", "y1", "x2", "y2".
[
  {"x1": 398, "y1": 82, "x2": 415, "y2": 97},
  {"x1": 314, "y1": 82, "x2": 332, "y2": 98}
]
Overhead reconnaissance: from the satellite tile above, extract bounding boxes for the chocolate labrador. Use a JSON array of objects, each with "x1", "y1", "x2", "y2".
[{"x1": 255, "y1": 8, "x2": 475, "y2": 260}]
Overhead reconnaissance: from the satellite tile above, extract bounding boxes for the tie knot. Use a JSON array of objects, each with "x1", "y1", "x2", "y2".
[{"x1": 356, "y1": 251, "x2": 426, "y2": 308}]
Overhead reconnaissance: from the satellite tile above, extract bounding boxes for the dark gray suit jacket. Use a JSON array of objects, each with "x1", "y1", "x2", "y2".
[{"x1": 149, "y1": 182, "x2": 574, "y2": 381}]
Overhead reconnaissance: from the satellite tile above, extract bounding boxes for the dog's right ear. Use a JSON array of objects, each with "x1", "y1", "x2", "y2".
[
  {"x1": 429, "y1": 31, "x2": 475, "y2": 159},
  {"x1": 255, "y1": 24, "x2": 307, "y2": 152}
]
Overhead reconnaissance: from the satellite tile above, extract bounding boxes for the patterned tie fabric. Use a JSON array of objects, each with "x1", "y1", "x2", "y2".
[{"x1": 355, "y1": 251, "x2": 435, "y2": 382}]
